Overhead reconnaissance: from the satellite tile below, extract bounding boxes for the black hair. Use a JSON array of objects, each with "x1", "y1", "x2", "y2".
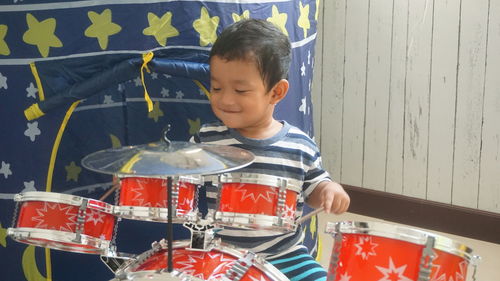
[{"x1": 209, "y1": 18, "x2": 291, "y2": 91}]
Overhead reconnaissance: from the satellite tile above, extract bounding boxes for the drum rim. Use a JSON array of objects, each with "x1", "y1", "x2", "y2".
[
  {"x1": 14, "y1": 191, "x2": 114, "y2": 214},
  {"x1": 113, "y1": 205, "x2": 197, "y2": 222},
  {"x1": 215, "y1": 172, "x2": 302, "y2": 192},
  {"x1": 325, "y1": 221, "x2": 477, "y2": 262},
  {"x1": 215, "y1": 211, "x2": 296, "y2": 233},
  {"x1": 119, "y1": 175, "x2": 202, "y2": 185},
  {"x1": 115, "y1": 240, "x2": 289, "y2": 281},
  {"x1": 7, "y1": 227, "x2": 110, "y2": 254}
]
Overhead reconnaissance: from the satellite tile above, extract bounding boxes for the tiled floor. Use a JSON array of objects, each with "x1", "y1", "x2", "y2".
[{"x1": 317, "y1": 212, "x2": 499, "y2": 281}]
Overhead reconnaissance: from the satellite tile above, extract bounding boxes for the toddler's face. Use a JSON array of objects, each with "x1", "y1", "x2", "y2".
[{"x1": 209, "y1": 56, "x2": 275, "y2": 131}]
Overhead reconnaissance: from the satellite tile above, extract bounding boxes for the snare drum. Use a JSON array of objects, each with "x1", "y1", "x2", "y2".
[
  {"x1": 325, "y1": 221, "x2": 480, "y2": 281},
  {"x1": 114, "y1": 176, "x2": 200, "y2": 222},
  {"x1": 8, "y1": 191, "x2": 116, "y2": 254},
  {"x1": 213, "y1": 173, "x2": 301, "y2": 232},
  {"x1": 112, "y1": 240, "x2": 289, "y2": 281}
]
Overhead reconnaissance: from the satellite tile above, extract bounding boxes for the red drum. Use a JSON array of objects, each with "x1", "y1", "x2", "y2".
[
  {"x1": 114, "y1": 176, "x2": 200, "y2": 222},
  {"x1": 325, "y1": 221, "x2": 480, "y2": 281},
  {"x1": 112, "y1": 240, "x2": 289, "y2": 281},
  {"x1": 8, "y1": 191, "x2": 116, "y2": 254},
  {"x1": 213, "y1": 173, "x2": 301, "y2": 232}
]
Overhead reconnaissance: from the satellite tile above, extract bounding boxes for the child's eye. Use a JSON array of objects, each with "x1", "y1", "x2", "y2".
[
  {"x1": 235, "y1": 89, "x2": 247, "y2": 94},
  {"x1": 211, "y1": 87, "x2": 221, "y2": 92}
]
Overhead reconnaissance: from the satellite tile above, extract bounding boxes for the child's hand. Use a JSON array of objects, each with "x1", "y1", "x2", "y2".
[{"x1": 307, "y1": 181, "x2": 350, "y2": 214}]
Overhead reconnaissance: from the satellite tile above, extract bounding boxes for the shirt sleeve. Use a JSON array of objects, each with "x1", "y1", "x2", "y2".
[{"x1": 302, "y1": 152, "x2": 332, "y2": 199}]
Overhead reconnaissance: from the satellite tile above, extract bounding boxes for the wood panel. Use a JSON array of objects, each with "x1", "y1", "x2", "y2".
[
  {"x1": 403, "y1": 0, "x2": 433, "y2": 199},
  {"x1": 362, "y1": 0, "x2": 393, "y2": 191},
  {"x1": 320, "y1": 0, "x2": 345, "y2": 181},
  {"x1": 479, "y1": 0, "x2": 500, "y2": 213},
  {"x1": 452, "y1": 0, "x2": 488, "y2": 208},
  {"x1": 340, "y1": 0, "x2": 369, "y2": 186},
  {"x1": 426, "y1": 0, "x2": 460, "y2": 203},
  {"x1": 385, "y1": 0, "x2": 408, "y2": 195}
]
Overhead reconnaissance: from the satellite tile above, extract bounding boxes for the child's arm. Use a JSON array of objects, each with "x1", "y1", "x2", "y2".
[{"x1": 306, "y1": 181, "x2": 350, "y2": 214}]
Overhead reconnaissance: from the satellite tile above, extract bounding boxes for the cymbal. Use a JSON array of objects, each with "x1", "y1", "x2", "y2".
[{"x1": 81, "y1": 141, "x2": 255, "y2": 177}]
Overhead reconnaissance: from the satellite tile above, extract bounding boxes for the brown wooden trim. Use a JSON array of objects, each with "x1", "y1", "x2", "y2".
[{"x1": 343, "y1": 184, "x2": 500, "y2": 244}]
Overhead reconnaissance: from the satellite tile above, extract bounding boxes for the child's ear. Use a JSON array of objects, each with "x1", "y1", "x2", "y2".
[{"x1": 270, "y1": 79, "x2": 289, "y2": 104}]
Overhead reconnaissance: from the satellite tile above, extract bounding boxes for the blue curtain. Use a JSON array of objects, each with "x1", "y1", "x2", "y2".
[{"x1": 0, "y1": 1, "x2": 321, "y2": 280}]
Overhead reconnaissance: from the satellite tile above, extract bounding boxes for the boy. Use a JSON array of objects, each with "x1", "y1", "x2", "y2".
[{"x1": 192, "y1": 19, "x2": 350, "y2": 281}]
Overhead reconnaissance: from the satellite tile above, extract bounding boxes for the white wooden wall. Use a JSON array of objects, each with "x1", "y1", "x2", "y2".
[{"x1": 312, "y1": 0, "x2": 500, "y2": 213}]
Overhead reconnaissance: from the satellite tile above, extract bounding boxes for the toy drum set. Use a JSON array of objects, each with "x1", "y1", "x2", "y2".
[
  {"x1": 7, "y1": 137, "x2": 301, "y2": 281},
  {"x1": 324, "y1": 221, "x2": 481, "y2": 281},
  {"x1": 6, "y1": 134, "x2": 482, "y2": 280}
]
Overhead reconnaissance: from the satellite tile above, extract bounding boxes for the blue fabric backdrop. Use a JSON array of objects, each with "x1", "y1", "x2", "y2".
[{"x1": 0, "y1": 0, "x2": 322, "y2": 280}]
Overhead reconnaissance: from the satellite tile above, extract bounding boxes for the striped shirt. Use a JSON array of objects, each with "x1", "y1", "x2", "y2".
[{"x1": 191, "y1": 121, "x2": 331, "y2": 255}]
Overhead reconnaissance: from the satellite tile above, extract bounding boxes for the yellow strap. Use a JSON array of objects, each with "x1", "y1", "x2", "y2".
[
  {"x1": 24, "y1": 103, "x2": 45, "y2": 121},
  {"x1": 45, "y1": 248, "x2": 52, "y2": 281},
  {"x1": 30, "y1": 62, "x2": 45, "y2": 101},
  {"x1": 43, "y1": 101, "x2": 80, "y2": 281},
  {"x1": 141, "y1": 52, "x2": 154, "y2": 112},
  {"x1": 119, "y1": 153, "x2": 141, "y2": 173},
  {"x1": 193, "y1": 80, "x2": 210, "y2": 100}
]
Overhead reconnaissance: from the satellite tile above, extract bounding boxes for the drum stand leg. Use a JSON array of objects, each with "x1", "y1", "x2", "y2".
[
  {"x1": 167, "y1": 176, "x2": 173, "y2": 272},
  {"x1": 327, "y1": 224, "x2": 343, "y2": 281}
]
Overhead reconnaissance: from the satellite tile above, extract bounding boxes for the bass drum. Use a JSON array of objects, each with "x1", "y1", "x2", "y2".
[{"x1": 111, "y1": 240, "x2": 289, "y2": 281}]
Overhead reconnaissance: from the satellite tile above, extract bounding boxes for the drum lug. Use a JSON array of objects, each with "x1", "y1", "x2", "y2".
[
  {"x1": 73, "y1": 198, "x2": 88, "y2": 243},
  {"x1": 275, "y1": 178, "x2": 288, "y2": 226},
  {"x1": 224, "y1": 251, "x2": 256, "y2": 281},
  {"x1": 327, "y1": 223, "x2": 343, "y2": 281},
  {"x1": 417, "y1": 235, "x2": 436, "y2": 281}
]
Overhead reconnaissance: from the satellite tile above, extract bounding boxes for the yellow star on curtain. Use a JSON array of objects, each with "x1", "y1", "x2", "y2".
[
  {"x1": 232, "y1": 10, "x2": 250, "y2": 23},
  {"x1": 193, "y1": 7, "x2": 219, "y2": 46},
  {"x1": 143, "y1": 12, "x2": 179, "y2": 47},
  {"x1": 267, "y1": 5, "x2": 288, "y2": 36},
  {"x1": 84, "y1": 9, "x2": 122, "y2": 50},
  {"x1": 0, "y1": 25, "x2": 10, "y2": 56},
  {"x1": 298, "y1": 1, "x2": 311, "y2": 38},
  {"x1": 65, "y1": 161, "x2": 81, "y2": 182},
  {"x1": 148, "y1": 101, "x2": 164, "y2": 122},
  {"x1": 23, "y1": 13, "x2": 62, "y2": 58}
]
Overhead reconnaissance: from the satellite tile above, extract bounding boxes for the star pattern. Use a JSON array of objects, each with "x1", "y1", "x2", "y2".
[
  {"x1": 129, "y1": 178, "x2": 166, "y2": 207},
  {"x1": 24, "y1": 121, "x2": 41, "y2": 142},
  {"x1": 148, "y1": 101, "x2": 164, "y2": 122},
  {"x1": 232, "y1": 10, "x2": 250, "y2": 23},
  {"x1": 0, "y1": 222, "x2": 7, "y2": 247},
  {"x1": 151, "y1": 72, "x2": 158, "y2": 79},
  {"x1": 188, "y1": 118, "x2": 201, "y2": 135},
  {"x1": 161, "y1": 87, "x2": 170, "y2": 97},
  {"x1": 193, "y1": 7, "x2": 219, "y2": 46},
  {"x1": 0, "y1": 25, "x2": 10, "y2": 56},
  {"x1": 21, "y1": 180, "x2": 36, "y2": 193},
  {"x1": 234, "y1": 183, "x2": 277, "y2": 203},
  {"x1": 0, "y1": 161, "x2": 12, "y2": 179},
  {"x1": 23, "y1": 13, "x2": 62, "y2": 57},
  {"x1": 0, "y1": 72, "x2": 7, "y2": 90},
  {"x1": 85, "y1": 9, "x2": 122, "y2": 50},
  {"x1": 299, "y1": 97, "x2": 306, "y2": 114},
  {"x1": 65, "y1": 161, "x2": 82, "y2": 182},
  {"x1": 85, "y1": 208, "x2": 105, "y2": 225},
  {"x1": 175, "y1": 251, "x2": 234, "y2": 279},
  {"x1": 375, "y1": 257, "x2": 413, "y2": 281},
  {"x1": 117, "y1": 83, "x2": 125, "y2": 92},
  {"x1": 354, "y1": 236, "x2": 378, "y2": 260},
  {"x1": 143, "y1": 12, "x2": 179, "y2": 46},
  {"x1": 431, "y1": 258, "x2": 467, "y2": 281},
  {"x1": 32, "y1": 202, "x2": 77, "y2": 232},
  {"x1": 133, "y1": 76, "x2": 142, "y2": 86},
  {"x1": 26, "y1": 82, "x2": 38, "y2": 99},
  {"x1": 175, "y1": 90, "x2": 184, "y2": 99},
  {"x1": 267, "y1": 5, "x2": 288, "y2": 36},
  {"x1": 103, "y1": 95, "x2": 114, "y2": 104},
  {"x1": 338, "y1": 272, "x2": 352, "y2": 281},
  {"x1": 298, "y1": 1, "x2": 311, "y2": 38}
]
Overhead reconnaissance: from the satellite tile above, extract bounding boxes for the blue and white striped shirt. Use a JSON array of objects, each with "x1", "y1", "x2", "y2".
[{"x1": 192, "y1": 121, "x2": 331, "y2": 255}]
